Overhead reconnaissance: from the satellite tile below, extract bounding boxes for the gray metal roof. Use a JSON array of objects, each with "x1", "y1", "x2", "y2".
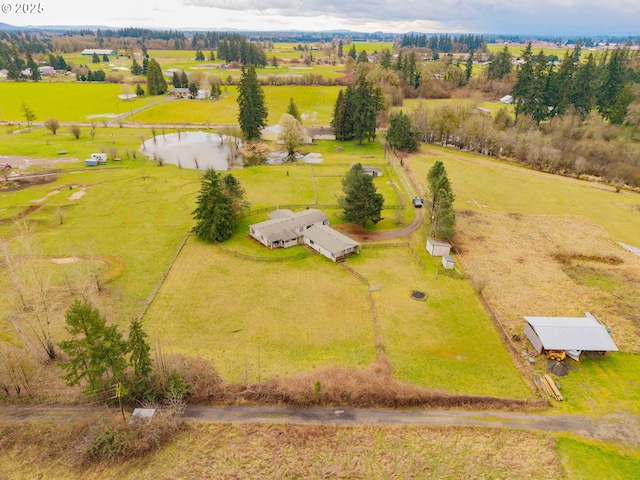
[
  {"x1": 524, "y1": 316, "x2": 618, "y2": 351},
  {"x1": 251, "y1": 209, "x2": 328, "y2": 243},
  {"x1": 427, "y1": 237, "x2": 451, "y2": 248},
  {"x1": 304, "y1": 225, "x2": 360, "y2": 255}
]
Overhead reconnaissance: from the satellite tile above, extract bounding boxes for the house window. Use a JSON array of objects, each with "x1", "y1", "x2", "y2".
[{"x1": 309, "y1": 240, "x2": 314, "y2": 245}]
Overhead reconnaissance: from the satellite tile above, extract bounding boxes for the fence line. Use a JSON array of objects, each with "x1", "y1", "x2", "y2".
[
  {"x1": 338, "y1": 261, "x2": 369, "y2": 285},
  {"x1": 137, "y1": 230, "x2": 191, "y2": 321}
]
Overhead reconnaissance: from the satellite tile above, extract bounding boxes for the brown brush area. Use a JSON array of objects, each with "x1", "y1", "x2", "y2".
[{"x1": 455, "y1": 212, "x2": 640, "y2": 351}]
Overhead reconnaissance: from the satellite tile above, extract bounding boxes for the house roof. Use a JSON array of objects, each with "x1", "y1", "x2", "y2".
[
  {"x1": 251, "y1": 209, "x2": 328, "y2": 243},
  {"x1": 524, "y1": 315, "x2": 618, "y2": 351},
  {"x1": 362, "y1": 166, "x2": 383, "y2": 174},
  {"x1": 304, "y1": 225, "x2": 360, "y2": 255}
]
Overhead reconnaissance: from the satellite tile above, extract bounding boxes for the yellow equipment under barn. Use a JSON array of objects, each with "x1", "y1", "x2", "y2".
[{"x1": 546, "y1": 350, "x2": 566, "y2": 361}]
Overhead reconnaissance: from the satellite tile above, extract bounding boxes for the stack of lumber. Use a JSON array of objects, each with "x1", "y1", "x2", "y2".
[{"x1": 535, "y1": 373, "x2": 563, "y2": 401}]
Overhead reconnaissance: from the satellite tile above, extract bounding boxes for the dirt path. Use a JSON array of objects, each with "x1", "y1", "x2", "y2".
[{"x1": 1, "y1": 405, "x2": 637, "y2": 446}]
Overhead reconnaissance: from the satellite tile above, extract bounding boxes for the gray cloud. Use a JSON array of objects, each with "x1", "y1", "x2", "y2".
[{"x1": 179, "y1": 0, "x2": 640, "y2": 34}]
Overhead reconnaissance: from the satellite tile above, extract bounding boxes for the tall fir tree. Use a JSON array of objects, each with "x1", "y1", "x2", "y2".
[
  {"x1": 127, "y1": 319, "x2": 152, "y2": 377},
  {"x1": 338, "y1": 163, "x2": 384, "y2": 227},
  {"x1": 146, "y1": 58, "x2": 167, "y2": 95},
  {"x1": 426, "y1": 161, "x2": 456, "y2": 239},
  {"x1": 286, "y1": 97, "x2": 301, "y2": 121},
  {"x1": 237, "y1": 65, "x2": 268, "y2": 140},
  {"x1": 351, "y1": 71, "x2": 385, "y2": 144}
]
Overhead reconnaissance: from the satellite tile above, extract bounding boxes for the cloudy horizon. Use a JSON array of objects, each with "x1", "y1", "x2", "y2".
[{"x1": 1, "y1": 0, "x2": 639, "y2": 36}]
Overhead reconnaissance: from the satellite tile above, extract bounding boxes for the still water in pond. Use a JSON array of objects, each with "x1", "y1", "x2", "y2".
[{"x1": 141, "y1": 131, "x2": 242, "y2": 170}]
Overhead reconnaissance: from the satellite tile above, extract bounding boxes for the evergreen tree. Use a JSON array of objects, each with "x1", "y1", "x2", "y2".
[
  {"x1": 195, "y1": 49, "x2": 205, "y2": 61},
  {"x1": 180, "y1": 71, "x2": 189, "y2": 88},
  {"x1": 102, "y1": 54, "x2": 109, "y2": 62},
  {"x1": 357, "y1": 50, "x2": 369, "y2": 63},
  {"x1": 286, "y1": 98, "x2": 301, "y2": 122},
  {"x1": 331, "y1": 87, "x2": 356, "y2": 141},
  {"x1": 172, "y1": 71, "x2": 180, "y2": 88},
  {"x1": 58, "y1": 299, "x2": 128, "y2": 394},
  {"x1": 25, "y1": 51, "x2": 40, "y2": 82},
  {"x1": 192, "y1": 169, "x2": 248, "y2": 242},
  {"x1": 338, "y1": 40, "x2": 344, "y2": 58},
  {"x1": 387, "y1": 111, "x2": 418, "y2": 152},
  {"x1": 427, "y1": 161, "x2": 456, "y2": 239},
  {"x1": 271, "y1": 55, "x2": 278, "y2": 67},
  {"x1": 237, "y1": 65, "x2": 268, "y2": 140},
  {"x1": 351, "y1": 72, "x2": 385, "y2": 144},
  {"x1": 464, "y1": 52, "x2": 474, "y2": 82},
  {"x1": 380, "y1": 49, "x2": 392, "y2": 69},
  {"x1": 209, "y1": 50, "x2": 216, "y2": 61},
  {"x1": 338, "y1": 163, "x2": 384, "y2": 227},
  {"x1": 348, "y1": 44, "x2": 357, "y2": 60},
  {"x1": 146, "y1": 58, "x2": 167, "y2": 95},
  {"x1": 211, "y1": 83, "x2": 221, "y2": 98},
  {"x1": 92, "y1": 52, "x2": 100, "y2": 63},
  {"x1": 487, "y1": 45, "x2": 512, "y2": 81},
  {"x1": 596, "y1": 47, "x2": 631, "y2": 122},
  {"x1": 135, "y1": 84, "x2": 145, "y2": 96},
  {"x1": 512, "y1": 43, "x2": 535, "y2": 119},
  {"x1": 189, "y1": 82, "x2": 198, "y2": 98},
  {"x1": 571, "y1": 53, "x2": 596, "y2": 118},
  {"x1": 142, "y1": 55, "x2": 149, "y2": 75},
  {"x1": 127, "y1": 319, "x2": 152, "y2": 377},
  {"x1": 131, "y1": 58, "x2": 142, "y2": 75}
]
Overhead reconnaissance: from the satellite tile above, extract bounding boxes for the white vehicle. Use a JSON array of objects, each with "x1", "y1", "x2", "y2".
[{"x1": 91, "y1": 153, "x2": 108, "y2": 164}]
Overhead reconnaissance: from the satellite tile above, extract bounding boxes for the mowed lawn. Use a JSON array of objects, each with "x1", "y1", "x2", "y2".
[
  {"x1": 133, "y1": 85, "x2": 342, "y2": 125},
  {"x1": 349, "y1": 246, "x2": 531, "y2": 398},
  {"x1": 0, "y1": 82, "x2": 159, "y2": 122},
  {"x1": 142, "y1": 239, "x2": 377, "y2": 382}
]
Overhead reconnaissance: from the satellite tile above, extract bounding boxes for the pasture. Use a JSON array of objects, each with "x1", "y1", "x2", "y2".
[
  {"x1": 132, "y1": 85, "x2": 342, "y2": 125},
  {"x1": 407, "y1": 143, "x2": 640, "y2": 413},
  {"x1": 0, "y1": 82, "x2": 158, "y2": 123}
]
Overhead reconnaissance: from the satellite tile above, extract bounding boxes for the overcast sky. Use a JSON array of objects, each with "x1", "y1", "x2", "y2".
[{"x1": 2, "y1": 0, "x2": 639, "y2": 35}]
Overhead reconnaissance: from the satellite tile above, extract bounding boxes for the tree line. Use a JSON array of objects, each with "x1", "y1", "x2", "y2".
[{"x1": 400, "y1": 34, "x2": 487, "y2": 53}]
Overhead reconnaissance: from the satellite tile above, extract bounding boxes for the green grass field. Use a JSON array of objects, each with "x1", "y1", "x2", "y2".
[
  {"x1": 409, "y1": 144, "x2": 640, "y2": 245},
  {"x1": 132, "y1": 85, "x2": 341, "y2": 124},
  {"x1": 0, "y1": 82, "x2": 158, "y2": 123}
]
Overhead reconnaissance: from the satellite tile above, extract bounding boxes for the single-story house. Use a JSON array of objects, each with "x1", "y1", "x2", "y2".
[
  {"x1": 427, "y1": 237, "x2": 451, "y2": 257},
  {"x1": 524, "y1": 313, "x2": 618, "y2": 361},
  {"x1": 249, "y1": 209, "x2": 329, "y2": 249},
  {"x1": 81, "y1": 49, "x2": 116, "y2": 56},
  {"x1": 38, "y1": 66, "x2": 56, "y2": 76},
  {"x1": 442, "y1": 255, "x2": 455, "y2": 269},
  {"x1": 169, "y1": 88, "x2": 192, "y2": 99},
  {"x1": 362, "y1": 166, "x2": 383, "y2": 177},
  {"x1": 303, "y1": 224, "x2": 361, "y2": 262},
  {"x1": 249, "y1": 209, "x2": 360, "y2": 261}
]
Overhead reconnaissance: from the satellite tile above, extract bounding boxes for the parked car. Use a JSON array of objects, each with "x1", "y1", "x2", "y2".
[
  {"x1": 2, "y1": 163, "x2": 11, "y2": 169},
  {"x1": 412, "y1": 197, "x2": 423, "y2": 208}
]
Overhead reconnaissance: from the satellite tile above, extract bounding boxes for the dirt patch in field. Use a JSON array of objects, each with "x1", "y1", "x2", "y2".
[
  {"x1": 0, "y1": 172, "x2": 59, "y2": 192},
  {"x1": 454, "y1": 212, "x2": 640, "y2": 352},
  {"x1": 0, "y1": 155, "x2": 80, "y2": 168}
]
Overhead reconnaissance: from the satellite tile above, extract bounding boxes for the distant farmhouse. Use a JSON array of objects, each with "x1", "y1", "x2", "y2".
[
  {"x1": 249, "y1": 209, "x2": 360, "y2": 261},
  {"x1": 82, "y1": 49, "x2": 116, "y2": 56}
]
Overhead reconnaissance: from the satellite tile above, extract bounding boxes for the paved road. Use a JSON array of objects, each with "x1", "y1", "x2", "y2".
[{"x1": 1, "y1": 405, "x2": 637, "y2": 445}]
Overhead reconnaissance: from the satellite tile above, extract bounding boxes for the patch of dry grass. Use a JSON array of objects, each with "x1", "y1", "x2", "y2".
[
  {"x1": 455, "y1": 212, "x2": 640, "y2": 352},
  {"x1": 0, "y1": 420, "x2": 563, "y2": 479}
]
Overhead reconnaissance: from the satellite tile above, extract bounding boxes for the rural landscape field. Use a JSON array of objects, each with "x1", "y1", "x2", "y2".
[{"x1": 1, "y1": 18, "x2": 640, "y2": 479}]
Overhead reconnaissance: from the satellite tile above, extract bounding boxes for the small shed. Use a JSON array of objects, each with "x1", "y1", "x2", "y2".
[
  {"x1": 524, "y1": 313, "x2": 618, "y2": 360},
  {"x1": 427, "y1": 237, "x2": 451, "y2": 257},
  {"x1": 442, "y1": 255, "x2": 455, "y2": 269},
  {"x1": 362, "y1": 166, "x2": 383, "y2": 177}
]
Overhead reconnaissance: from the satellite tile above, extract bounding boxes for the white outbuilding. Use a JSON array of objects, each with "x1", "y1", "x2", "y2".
[
  {"x1": 427, "y1": 237, "x2": 451, "y2": 257},
  {"x1": 442, "y1": 255, "x2": 455, "y2": 269}
]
